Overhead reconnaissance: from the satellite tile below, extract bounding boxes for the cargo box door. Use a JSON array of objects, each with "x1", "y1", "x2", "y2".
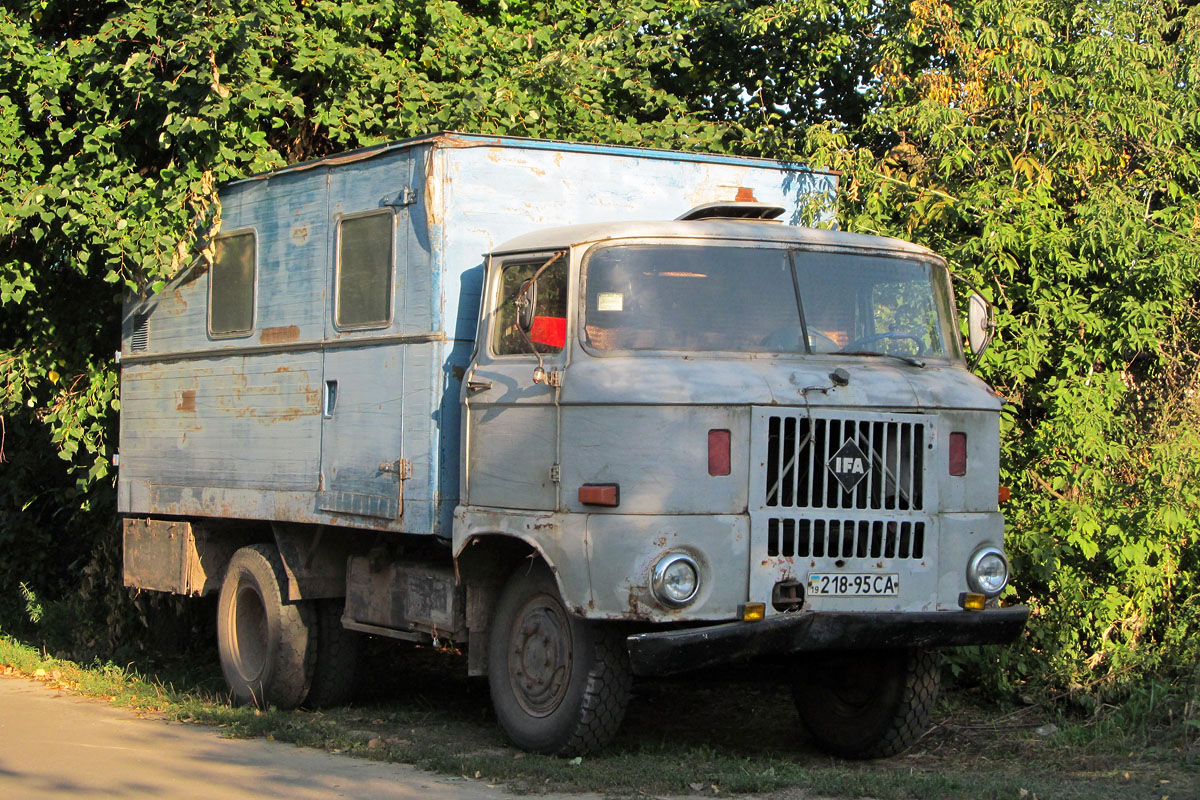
[{"x1": 318, "y1": 188, "x2": 410, "y2": 521}]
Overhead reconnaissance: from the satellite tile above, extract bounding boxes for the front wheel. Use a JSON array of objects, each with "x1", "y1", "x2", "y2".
[
  {"x1": 487, "y1": 561, "x2": 632, "y2": 755},
  {"x1": 216, "y1": 544, "x2": 316, "y2": 709},
  {"x1": 791, "y1": 648, "x2": 940, "y2": 758}
]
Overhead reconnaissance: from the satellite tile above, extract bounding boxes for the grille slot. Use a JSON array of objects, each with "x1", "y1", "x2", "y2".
[
  {"x1": 764, "y1": 415, "x2": 925, "y2": 511},
  {"x1": 131, "y1": 312, "x2": 150, "y2": 352},
  {"x1": 766, "y1": 518, "x2": 926, "y2": 561}
]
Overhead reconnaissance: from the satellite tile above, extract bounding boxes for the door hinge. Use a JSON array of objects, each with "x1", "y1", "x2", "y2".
[
  {"x1": 549, "y1": 463, "x2": 560, "y2": 483},
  {"x1": 383, "y1": 186, "x2": 416, "y2": 207},
  {"x1": 380, "y1": 458, "x2": 413, "y2": 480},
  {"x1": 533, "y1": 367, "x2": 563, "y2": 387}
]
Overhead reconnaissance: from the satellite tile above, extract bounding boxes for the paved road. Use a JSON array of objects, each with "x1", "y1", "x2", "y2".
[{"x1": 0, "y1": 675, "x2": 598, "y2": 800}]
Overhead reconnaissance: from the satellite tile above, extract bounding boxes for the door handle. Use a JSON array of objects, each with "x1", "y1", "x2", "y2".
[{"x1": 323, "y1": 380, "x2": 338, "y2": 417}]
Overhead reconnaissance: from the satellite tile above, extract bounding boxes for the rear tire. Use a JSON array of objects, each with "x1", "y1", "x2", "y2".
[
  {"x1": 304, "y1": 598, "x2": 361, "y2": 708},
  {"x1": 216, "y1": 544, "x2": 315, "y2": 709},
  {"x1": 487, "y1": 561, "x2": 632, "y2": 755},
  {"x1": 791, "y1": 648, "x2": 940, "y2": 758}
]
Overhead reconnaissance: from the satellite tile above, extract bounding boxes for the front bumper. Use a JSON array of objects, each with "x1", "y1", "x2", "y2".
[{"x1": 625, "y1": 605, "x2": 1029, "y2": 676}]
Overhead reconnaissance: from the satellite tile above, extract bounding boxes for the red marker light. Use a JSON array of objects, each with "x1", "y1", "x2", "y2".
[
  {"x1": 579, "y1": 484, "x2": 619, "y2": 506},
  {"x1": 949, "y1": 432, "x2": 967, "y2": 476},
  {"x1": 709, "y1": 429, "x2": 731, "y2": 476}
]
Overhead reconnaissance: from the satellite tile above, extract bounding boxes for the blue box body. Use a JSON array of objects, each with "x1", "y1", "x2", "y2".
[{"x1": 117, "y1": 133, "x2": 838, "y2": 537}]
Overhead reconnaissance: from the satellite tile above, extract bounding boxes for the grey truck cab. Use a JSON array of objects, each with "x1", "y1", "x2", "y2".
[
  {"x1": 458, "y1": 210, "x2": 1026, "y2": 757},
  {"x1": 119, "y1": 134, "x2": 1025, "y2": 761}
]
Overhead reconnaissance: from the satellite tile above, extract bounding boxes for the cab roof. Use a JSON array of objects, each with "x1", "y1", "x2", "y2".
[{"x1": 490, "y1": 219, "x2": 939, "y2": 261}]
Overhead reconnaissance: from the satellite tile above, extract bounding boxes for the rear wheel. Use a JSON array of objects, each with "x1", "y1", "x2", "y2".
[
  {"x1": 303, "y1": 598, "x2": 361, "y2": 708},
  {"x1": 487, "y1": 561, "x2": 632, "y2": 755},
  {"x1": 216, "y1": 544, "x2": 315, "y2": 709},
  {"x1": 791, "y1": 648, "x2": 940, "y2": 758}
]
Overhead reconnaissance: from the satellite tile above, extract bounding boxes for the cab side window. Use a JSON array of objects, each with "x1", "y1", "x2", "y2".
[
  {"x1": 493, "y1": 257, "x2": 567, "y2": 356},
  {"x1": 336, "y1": 212, "x2": 393, "y2": 328},
  {"x1": 209, "y1": 231, "x2": 257, "y2": 337}
]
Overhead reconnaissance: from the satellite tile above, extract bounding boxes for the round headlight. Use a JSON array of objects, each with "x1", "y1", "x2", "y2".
[
  {"x1": 967, "y1": 547, "x2": 1009, "y2": 597},
  {"x1": 652, "y1": 553, "x2": 700, "y2": 607}
]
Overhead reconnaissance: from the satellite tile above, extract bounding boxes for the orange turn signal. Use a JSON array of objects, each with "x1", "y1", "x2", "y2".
[
  {"x1": 960, "y1": 592, "x2": 986, "y2": 611},
  {"x1": 578, "y1": 483, "x2": 619, "y2": 507},
  {"x1": 739, "y1": 602, "x2": 766, "y2": 621}
]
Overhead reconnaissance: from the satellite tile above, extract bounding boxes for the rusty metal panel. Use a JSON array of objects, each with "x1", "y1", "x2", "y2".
[
  {"x1": 343, "y1": 556, "x2": 465, "y2": 639},
  {"x1": 121, "y1": 518, "x2": 221, "y2": 595}
]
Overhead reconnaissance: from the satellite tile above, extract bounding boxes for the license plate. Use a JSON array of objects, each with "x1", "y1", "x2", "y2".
[{"x1": 807, "y1": 573, "x2": 899, "y2": 597}]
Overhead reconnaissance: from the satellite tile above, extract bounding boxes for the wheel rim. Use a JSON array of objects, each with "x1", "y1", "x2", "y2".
[
  {"x1": 815, "y1": 655, "x2": 879, "y2": 717},
  {"x1": 232, "y1": 579, "x2": 268, "y2": 681},
  {"x1": 506, "y1": 592, "x2": 572, "y2": 718}
]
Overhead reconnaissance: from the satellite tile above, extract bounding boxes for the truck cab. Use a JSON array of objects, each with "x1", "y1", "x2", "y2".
[{"x1": 455, "y1": 207, "x2": 1026, "y2": 757}]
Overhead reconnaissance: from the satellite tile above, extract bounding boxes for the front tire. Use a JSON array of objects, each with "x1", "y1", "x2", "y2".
[
  {"x1": 216, "y1": 544, "x2": 316, "y2": 709},
  {"x1": 487, "y1": 561, "x2": 632, "y2": 755},
  {"x1": 792, "y1": 648, "x2": 940, "y2": 758}
]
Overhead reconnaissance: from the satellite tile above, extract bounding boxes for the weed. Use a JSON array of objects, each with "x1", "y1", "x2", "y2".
[{"x1": 2, "y1": 631, "x2": 1196, "y2": 799}]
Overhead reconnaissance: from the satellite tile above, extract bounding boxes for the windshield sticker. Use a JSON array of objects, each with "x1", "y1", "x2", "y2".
[{"x1": 597, "y1": 292, "x2": 624, "y2": 311}]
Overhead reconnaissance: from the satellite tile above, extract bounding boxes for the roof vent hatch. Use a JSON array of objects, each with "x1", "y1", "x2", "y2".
[{"x1": 677, "y1": 202, "x2": 786, "y2": 221}]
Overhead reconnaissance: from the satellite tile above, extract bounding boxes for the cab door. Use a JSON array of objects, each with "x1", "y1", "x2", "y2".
[{"x1": 464, "y1": 252, "x2": 569, "y2": 511}]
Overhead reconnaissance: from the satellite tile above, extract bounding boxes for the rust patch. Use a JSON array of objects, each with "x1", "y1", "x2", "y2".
[
  {"x1": 291, "y1": 225, "x2": 309, "y2": 245},
  {"x1": 735, "y1": 187, "x2": 758, "y2": 202},
  {"x1": 260, "y1": 325, "x2": 300, "y2": 345},
  {"x1": 273, "y1": 366, "x2": 291, "y2": 373},
  {"x1": 177, "y1": 390, "x2": 196, "y2": 412}
]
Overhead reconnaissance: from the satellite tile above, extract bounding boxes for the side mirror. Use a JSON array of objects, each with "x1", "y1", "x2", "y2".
[
  {"x1": 515, "y1": 278, "x2": 538, "y2": 333},
  {"x1": 967, "y1": 293, "x2": 993, "y2": 357}
]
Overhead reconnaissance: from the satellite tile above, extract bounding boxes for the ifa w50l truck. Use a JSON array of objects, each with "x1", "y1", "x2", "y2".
[{"x1": 119, "y1": 133, "x2": 1027, "y2": 758}]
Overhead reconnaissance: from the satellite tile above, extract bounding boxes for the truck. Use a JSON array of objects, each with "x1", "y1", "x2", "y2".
[{"x1": 119, "y1": 132, "x2": 1028, "y2": 759}]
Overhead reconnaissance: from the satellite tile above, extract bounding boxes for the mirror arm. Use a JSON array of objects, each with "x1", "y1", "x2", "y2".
[
  {"x1": 511, "y1": 250, "x2": 566, "y2": 381},
  {"x1": 514, "y1": 250, "x2": 567, "y2": 306}
]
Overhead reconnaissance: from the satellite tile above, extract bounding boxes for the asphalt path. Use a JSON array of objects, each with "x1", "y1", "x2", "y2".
[{"x1": 0, "y1": 675, "x2": 599, "y2": 800}]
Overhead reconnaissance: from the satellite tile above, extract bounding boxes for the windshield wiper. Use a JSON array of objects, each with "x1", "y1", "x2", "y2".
[{"x1": 836, "y1": 350, "x2": 926, "y2": 368}]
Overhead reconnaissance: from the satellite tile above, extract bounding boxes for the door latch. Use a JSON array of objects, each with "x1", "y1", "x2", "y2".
[{"x1": 379, "y1": 458, "x2": 413, "y2": 479}]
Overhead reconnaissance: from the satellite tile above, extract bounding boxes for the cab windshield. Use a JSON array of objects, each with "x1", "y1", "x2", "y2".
[{"x1": 581, "y1": 242, "x2": 961, "y2": 360}]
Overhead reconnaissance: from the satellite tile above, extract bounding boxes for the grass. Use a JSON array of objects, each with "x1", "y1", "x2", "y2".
[{"x1": 1, "y1": 631, "x2": 1197, "y2": 800}]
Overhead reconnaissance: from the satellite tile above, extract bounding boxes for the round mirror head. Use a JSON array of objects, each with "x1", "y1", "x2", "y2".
[
  {"x1": 515, "y1": 278, "x2": 538, "y2": 333},
  {"x1": 967, "y1": 293, "x2": 991, "y2": 355}
]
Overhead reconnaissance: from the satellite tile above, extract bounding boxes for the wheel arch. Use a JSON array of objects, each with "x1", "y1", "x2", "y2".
[{"x1": 455, "y1": 532, "x2": 576, "y2": 676}]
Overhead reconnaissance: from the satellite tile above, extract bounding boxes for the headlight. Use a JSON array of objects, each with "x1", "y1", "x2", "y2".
[
  {"x1": 967, "y1": 546, "x2": 1009, "y2": 597},
  {"x1": 652, "y1": 553, "x2": 700, "y2": 607}
]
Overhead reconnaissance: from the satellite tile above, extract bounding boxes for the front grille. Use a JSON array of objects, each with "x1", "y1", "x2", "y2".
[
  {"x1": 766, "y1": 517, "x2": 925, "y2": 560},
  {"x1": 764, "y1": 414, "x2": 925, "y2": 511}
]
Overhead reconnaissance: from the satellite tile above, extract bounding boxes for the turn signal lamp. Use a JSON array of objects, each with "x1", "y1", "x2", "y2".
[
  {"x1": 739, "y1": 602, "x2": 766, "y2": 621},
  {"x1": 960, "y1": 592, "x2": 986, "y2": 611},
  {"x1": 579, "y1": 484, "x2": 619, "y2": 506}
]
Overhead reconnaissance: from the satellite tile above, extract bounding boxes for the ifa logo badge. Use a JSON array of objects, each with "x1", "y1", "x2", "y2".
[{"x1": 827, "y1": 439, "x2": 871, "y2": 493}]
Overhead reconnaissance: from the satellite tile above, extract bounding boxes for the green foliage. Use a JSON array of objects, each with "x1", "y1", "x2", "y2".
[
  {"x1": 2, "y1": 0, "x2": 1199, "y2": 708},
  {"x1": 0, "y1": 0, "x2": 728, "y2": 651},
  {"x1": 780, "y1": 0, "x2": 1200, "y2": 692}
]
